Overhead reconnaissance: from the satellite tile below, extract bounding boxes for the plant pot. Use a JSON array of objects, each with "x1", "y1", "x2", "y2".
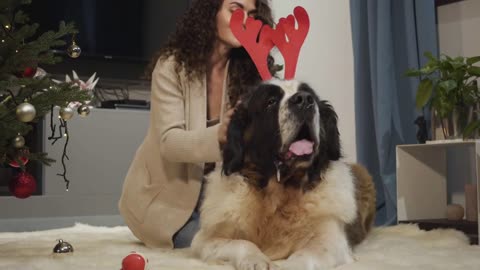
[{"x1": 431, "y1": 104, "x2": 479, "y2": 140}]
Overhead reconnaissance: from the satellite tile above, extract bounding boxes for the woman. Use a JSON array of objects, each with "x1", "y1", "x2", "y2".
[{"x1": 118, "y1": 0, "x2": 279, "y2": 248}]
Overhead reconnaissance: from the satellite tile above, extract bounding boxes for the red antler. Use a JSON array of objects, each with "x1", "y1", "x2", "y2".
[
  {"x1": 268, "y1": 6, "x2": 310, "y2": 80},
  {"x1": 229, "y1": 9, "x2": 275, "y2": 81}
]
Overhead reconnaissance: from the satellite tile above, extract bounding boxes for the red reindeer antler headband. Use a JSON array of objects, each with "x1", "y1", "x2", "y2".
[{"x1": 229, "y1": 6, "x2": 310, "y2": 81}]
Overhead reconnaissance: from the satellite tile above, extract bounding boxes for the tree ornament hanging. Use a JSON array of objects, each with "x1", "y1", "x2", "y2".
[
  {"x1": 33, "y1": 67, "x2": 47, "y2": 79},
  {"x1": 9, "y1": 171, "x2": 37, "y2": 199},
  {"x1": 59, "y1": 106, "x2": 74, "y2": 120},
  {"x1": 77, "y1": 104, "x2": 90, "y2": 117},
  {"x1": 22, "y1": 66, "x2": 37, "y2": 78},
  {"x1": 67, "y1": 35, "x2": 81, "y2": 58},
  {"x1": 12, "y1": 134, "x2": 25, "y2": 148},
  {"x1": 8, "y1": 149, "x2": 29, "y2": 168},
  {"x1": 16, "y1": 102, "x2": 36, "y2": 122},
  {"x1": 67, "y1": 42, "x2": 81, "y2": 58}
]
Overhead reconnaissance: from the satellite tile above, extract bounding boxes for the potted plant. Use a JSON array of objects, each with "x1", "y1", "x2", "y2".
[{"x1": 406, "y1": 52, "x2": 480, "y2": 140}]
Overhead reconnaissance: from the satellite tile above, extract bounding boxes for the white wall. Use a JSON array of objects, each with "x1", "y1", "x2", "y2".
[
  {"x1": 437, "y1": 0, "x2": 480, "y2": 208},
  {"x1": 437, "y1": 0, "x2": 480, "y2": 58},
  {"x1": 271, "y1": 0, "x2": 357, "y2": 162},
  {"x1": 0, "y1": 108, "x2": 150, "y2": 231}
]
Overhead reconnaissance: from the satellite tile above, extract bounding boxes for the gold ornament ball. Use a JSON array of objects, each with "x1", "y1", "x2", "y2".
[
  {"x1": 12, "y1": 134, "x2": 25, "y2": 148},
  {"x1": 77, "y1": 104, "x2": 90, "y2": 117},
  {"x1": 16, "y1": 102, "x2": 36, "y2": 122},
  {"x1": 59, "y1": 107, "x2": 75, "y2": 120},
  {"x1": 67, "y1": 42, "x2": 82, "y2": 58}
]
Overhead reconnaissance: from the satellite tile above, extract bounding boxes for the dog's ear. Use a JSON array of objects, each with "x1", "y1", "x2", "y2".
[
  {"x1": 222, "y1": 102, "x2": 250, "y2": 175},
  {"x1": 320, "y1": 101, "x2": 341, "y2": 160},
  {"x1": 307, "y1": 100, "x2": 342, "y2": 185}
]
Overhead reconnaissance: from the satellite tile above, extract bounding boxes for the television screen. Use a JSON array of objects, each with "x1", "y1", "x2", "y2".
[{"x1": 27, "y1": 0, "x2": 190, "y2": 62}]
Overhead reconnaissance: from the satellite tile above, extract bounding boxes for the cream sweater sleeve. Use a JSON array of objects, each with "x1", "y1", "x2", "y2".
[{"x1": 150, "y1": 57, "x2": 222, "y2": 163}]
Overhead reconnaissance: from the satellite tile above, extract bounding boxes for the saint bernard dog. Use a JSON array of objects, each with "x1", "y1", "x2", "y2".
[{"x1": 191, "y1": 79, "x2": 376, "y2": 270}]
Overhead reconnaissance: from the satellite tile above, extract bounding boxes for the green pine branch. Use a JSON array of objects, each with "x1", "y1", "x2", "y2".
[
  {"x1": 0, "y1": 21, "x2": 77, "y2": 75},
  {"x1": 0, "y1": 0, "x2": 93, "y2": 170}
]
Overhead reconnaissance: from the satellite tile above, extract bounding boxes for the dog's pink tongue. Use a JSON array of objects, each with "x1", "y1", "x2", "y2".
[{"x1": 288, "y1": 139, "x2": 314, "y2": 156}]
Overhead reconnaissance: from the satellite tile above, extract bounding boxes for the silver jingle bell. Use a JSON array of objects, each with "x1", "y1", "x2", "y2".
[
  {"x1": 53, "y1": 239, "x2": 74, "y2": 253},
  {"x1": 77, "y1": 104, "x2": 90, "y2": 117},
  {"x1": 12, "y1": 134, "x2": 25, "y2": 148},
  {"x1": 16, "y1": 102, "x2": 36, "y2": 122},
  {"x1": 59, "y1": 106, "x2": 75, "y2": 120}
]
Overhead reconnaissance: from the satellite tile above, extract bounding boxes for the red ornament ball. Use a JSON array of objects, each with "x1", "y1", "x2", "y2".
[
  {"x1": 9, "y1": 172, "x2": 37, "y2": 199},
  {"x1": 121, "y1": 252, "x2": 148, "y2": 270},
  {"x1": 22, "y1": 67, "x2": 37, "y2": 78}
]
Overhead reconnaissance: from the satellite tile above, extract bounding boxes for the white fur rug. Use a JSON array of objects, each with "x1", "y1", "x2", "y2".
[{"x1": 0, "y1": 223, "x2": 479, "y2": 270}]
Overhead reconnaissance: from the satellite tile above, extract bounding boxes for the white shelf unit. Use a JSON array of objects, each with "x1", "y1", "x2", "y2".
[{"x1": 396, "y1": 140, "x2": 479, "y2": 243}]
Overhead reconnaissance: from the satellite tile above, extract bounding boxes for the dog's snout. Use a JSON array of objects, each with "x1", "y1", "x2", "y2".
[{"x1": 290, "y1": 92, "x2": 314, "y2": 109}]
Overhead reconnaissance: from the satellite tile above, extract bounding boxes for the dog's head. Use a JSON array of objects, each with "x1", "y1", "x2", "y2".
[{"x1": 222, "y1": 79, "x2": 341, "y2": 189}]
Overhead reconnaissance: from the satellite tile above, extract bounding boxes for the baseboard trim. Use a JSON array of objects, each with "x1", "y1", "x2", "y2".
[{"x1": 0, "y1": 215, "x2": 125, "y2": 232}]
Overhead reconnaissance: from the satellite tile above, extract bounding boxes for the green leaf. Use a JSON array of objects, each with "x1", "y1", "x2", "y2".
[
  {"x1": 440, "y1": 61, "x2": 453, "y2": 72},
  {"x1": 405, "y1": 69, "x2": 423, "y2": 77},
  {"x1": 468, "y1": 66, "x2": 480, "y2": 76},
  {"x1": 424, "y1": 51, "x2": 437, "y2": 62},
  {"x1": 442, "y1": 54, "x2": 453, "y2": 61},
  {"x1": 463, "y1": 120, "x2": 480, "y2": 139},
  {"x1": 467, "y1": 56, "x2": 480, "y2": 65},
  {"x1": 438, "y1": 80, "x2": 457, "y2": 92},
  {"x1": 416, "y1": 78, "x2": 433, "y2": 109},
  {"x1": 420, "y1": 65, "x2": 438, "y2": 75},
  {"x1": 451, "y1": 61, "x2": 465, "y2": 70}
]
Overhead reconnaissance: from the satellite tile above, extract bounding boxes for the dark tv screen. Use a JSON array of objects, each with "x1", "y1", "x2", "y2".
[{"x1": 27, "y1": 0, "x2": 190, "y2": 62}]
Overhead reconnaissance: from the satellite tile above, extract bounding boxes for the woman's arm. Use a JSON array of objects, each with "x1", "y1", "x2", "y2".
[{"x1": 150, "y1": 56, "x2": 222, "y2": 163}]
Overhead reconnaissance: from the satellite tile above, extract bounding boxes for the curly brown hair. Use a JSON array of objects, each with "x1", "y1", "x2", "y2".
[{"x1": 146, "y1": 0, "x2": 280, "y2": 105}]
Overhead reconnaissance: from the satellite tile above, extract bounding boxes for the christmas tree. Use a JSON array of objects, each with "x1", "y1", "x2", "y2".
[{"x1": 0, "y1": 0, "x2": 92, "y2": 195}]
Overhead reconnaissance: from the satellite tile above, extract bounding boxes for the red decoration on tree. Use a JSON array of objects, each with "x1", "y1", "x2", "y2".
[
  {"x1": 121, "y1": 252, "x2": 148, "y2": 270},
  {"x1": 8, "y1": 149, "x2": 29, "y2": 168},
  {"x1": 22, "y1": 66, "x2": 37, "y2": 78},
  {"x1": 8, "y1": 156, "x2": 29, "y2": 168},
  {"x1": 9, "y1": 171, "x2": 37, "y2": 199}
]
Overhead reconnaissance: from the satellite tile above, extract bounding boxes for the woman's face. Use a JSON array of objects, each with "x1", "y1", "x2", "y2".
[{"x1": 216, "y1": 0, "x2": 258, "y2": 49}]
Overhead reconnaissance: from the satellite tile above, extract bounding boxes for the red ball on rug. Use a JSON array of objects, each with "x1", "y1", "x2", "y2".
[{"x1": 121, "y1": 252, "x2": 148, "y2": 270}]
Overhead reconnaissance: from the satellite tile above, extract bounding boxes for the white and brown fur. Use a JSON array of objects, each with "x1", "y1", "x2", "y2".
[{"x1": 191, "y1": 80, "x2": 376, "y2": 270}]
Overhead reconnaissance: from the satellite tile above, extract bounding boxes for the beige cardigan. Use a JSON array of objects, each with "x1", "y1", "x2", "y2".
[{"x1": 118, "y1": 55, "x2": 229, "y2": 248}]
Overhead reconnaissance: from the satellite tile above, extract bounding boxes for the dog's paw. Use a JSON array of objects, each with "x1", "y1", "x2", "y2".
[{"x1": 236, "y1": 255, "x2": 279, "y2": 270}]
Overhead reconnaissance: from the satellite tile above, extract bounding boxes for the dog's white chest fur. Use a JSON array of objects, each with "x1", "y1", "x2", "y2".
[{"x1": 200, "y1": 161, "x2": 357, "y2": 260}]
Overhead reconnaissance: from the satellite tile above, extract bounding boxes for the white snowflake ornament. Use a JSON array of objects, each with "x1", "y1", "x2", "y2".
[{"x1": 53, "y1": 70, "x2": 99, "y2": 108}]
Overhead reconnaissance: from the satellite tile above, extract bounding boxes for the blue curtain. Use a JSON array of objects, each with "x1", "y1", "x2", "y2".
[{"x1": 349, "y1": 0, "x2": 438, "y2": 225}]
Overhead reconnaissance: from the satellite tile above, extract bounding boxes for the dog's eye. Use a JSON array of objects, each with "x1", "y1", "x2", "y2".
[{"x1": 267, "y1": 97, "x2": 277, "y2": 107}]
